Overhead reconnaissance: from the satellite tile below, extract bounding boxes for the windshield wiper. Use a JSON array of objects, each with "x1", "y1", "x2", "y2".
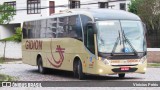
[
  {"x1": 111, "y1": 30, "x2": 121, "y2": 56},
  {"x1": 122, "y1": 30, "x2": 138, "y2": 55},
  {"x1": 111, "y1": 30, "x2": 138, "y2": 56}
]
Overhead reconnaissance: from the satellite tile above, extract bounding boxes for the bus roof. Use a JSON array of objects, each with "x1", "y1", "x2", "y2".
[
  {"x1": 24, "y1": 9, "x2": 141, "y2": 22},
  {"x1": 67, "y1": 9, "x2": 141, "y2": 21}
]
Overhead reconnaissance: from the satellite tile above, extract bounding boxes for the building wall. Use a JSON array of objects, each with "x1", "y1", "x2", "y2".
[
  {"x1": 0, "y1": 0, "x2": 49, "y2": 24},
  {"x1": 0, "y1": 25, "x2": 14, "y2": 39},
  {"x1": 0, "y1": 0, "x2": 131, "y2": 25},
  {"x1": 0, "y1": 0, "x2": 68, "y2": 39},
  {"x1": 53, "y1": 0, "x2": 69, "y2": 13},
  {"x1": 0, "y1": 24, "x2": 20, "y2": 39},
  {"x1": 80, "y1": 0, "x2": 131, "y2": 10},
  {"x1": 147, "y1": 48, "x2": 160, "y2": 63},
  {"x1": 0, "y1": 41, "x2": 22, "y2": 59}
]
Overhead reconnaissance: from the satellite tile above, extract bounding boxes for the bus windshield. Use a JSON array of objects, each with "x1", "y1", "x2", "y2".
[{"x1": 96, "y1": 20, "x2": 145, "y2": 54}]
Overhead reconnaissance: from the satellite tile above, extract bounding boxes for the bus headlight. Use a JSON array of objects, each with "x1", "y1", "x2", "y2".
[
  {"x1": 139, "y1": 56, "x2": 147, "y2": 64},
  {"x1": 99, "y1": 69, "x2": 103, "y2": 73},
  {"x1": 144, "y1": 67, "x2": 147, "y2": 71}
]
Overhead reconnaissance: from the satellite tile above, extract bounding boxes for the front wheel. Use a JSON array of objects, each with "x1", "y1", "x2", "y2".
[
  {"x1": 118, "y1": 73, "x2": 125, "y2": 78},
  {"x1": 77, "y1": 60, "x2": 85, "y2": 80}
]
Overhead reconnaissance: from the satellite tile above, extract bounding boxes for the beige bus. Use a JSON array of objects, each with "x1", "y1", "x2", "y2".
[{"x1": 22, "y1": 9, "x2": 147, "y2": 80}]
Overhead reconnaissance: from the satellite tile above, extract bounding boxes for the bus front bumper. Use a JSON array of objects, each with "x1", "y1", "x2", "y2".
[{"x1": 93, "y1": 60, "x2": 147, "y2": 75}]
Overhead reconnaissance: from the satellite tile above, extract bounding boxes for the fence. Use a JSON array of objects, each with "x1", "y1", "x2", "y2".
[{"x1": 147, "y1": 48, "x2": 160, "y2": 63}]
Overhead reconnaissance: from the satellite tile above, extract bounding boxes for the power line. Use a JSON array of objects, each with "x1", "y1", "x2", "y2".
[
  {"x1": 0, "y1": 3, "x2": 98, "y2": 12},
  {"x1": 0, "y1": 0, "x2": 126, "y2": 12}
]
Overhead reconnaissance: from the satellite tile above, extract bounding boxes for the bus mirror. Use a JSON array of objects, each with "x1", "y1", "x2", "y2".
[
  {"x1": 93, "y1": 24, "x2": 97, "y2": 34},
  {"x1": 86, "y1": 23, "x2": 97, "y2": 34}
]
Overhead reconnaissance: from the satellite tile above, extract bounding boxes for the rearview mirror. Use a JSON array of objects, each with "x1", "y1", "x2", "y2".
[{"x1": 86, "y1": 23, "x2": 97, "y2": 34}]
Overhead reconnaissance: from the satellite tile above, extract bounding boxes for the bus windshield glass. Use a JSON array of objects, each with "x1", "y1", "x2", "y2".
[{"x1": 97, "y1": 20, "x2": 145, "y2": 54}]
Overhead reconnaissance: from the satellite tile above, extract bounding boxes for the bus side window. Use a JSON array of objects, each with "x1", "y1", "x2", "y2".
[
  {"x1": 85, "y1": 25, "x2": 95, "y2": 54},
  {"x1": 22, "y1": 23, "x2": 27, "y2": 39},
  {"x1": 22, "y1": 28, "x2": 27, "y2": 39}
]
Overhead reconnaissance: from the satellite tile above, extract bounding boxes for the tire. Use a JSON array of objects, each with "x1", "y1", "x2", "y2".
[
  {"x1": 37, "y1": 57, "x2": 46, "y2": 74},
  {"x1": 118, "y1": 73, "x2": 125, "y2": 78},
  {"x1": 73, "y1": 61, "x2": 78, "y2": 78},
  {"x1": 77, "y1": 60, "x2": 85, "y2": 80}
]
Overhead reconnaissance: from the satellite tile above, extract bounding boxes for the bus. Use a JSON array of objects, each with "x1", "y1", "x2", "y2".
[{"x1": 22, "y1": 9, "x2": 147, "y2": 80}]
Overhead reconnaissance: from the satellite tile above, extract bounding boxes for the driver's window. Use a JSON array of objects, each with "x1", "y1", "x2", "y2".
[{"x1": 85, "y1": 25, "x2": 95, "y2": 54}]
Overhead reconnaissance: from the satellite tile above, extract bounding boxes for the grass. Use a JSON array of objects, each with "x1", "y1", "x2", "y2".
[
  {"x1": 0, "y1": 74, "x2": 15, "y2": 86},
  {"x1": 147, "y1": 63, "x2": 160, "y2": 68},
  {"x1": 0, "y1": 74, "x2": 15, "y2": 81},
  {"x1": 0, "y1": 58, "x2": 4, "y2": 64}
]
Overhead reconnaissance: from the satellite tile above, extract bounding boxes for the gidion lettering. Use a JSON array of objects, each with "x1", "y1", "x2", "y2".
[{"x1": 25, "y1": 40, "x2": 42, "y2": 50}]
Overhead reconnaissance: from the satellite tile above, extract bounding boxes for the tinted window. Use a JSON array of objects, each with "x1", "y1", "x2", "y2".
[
  {"x1": 56, "y1": 15, "x2": 83, "y2": 40},
  {"x1": 46, "y1": 18, "x2": 56, "y2": 38},
  {"x1": 40, "y1": 19, "x2": 47, "y2": 38},
  {"x1": 23, "y1": 15, "x2": 83, "y2": 40},
  {"x1": 22, "y1": 22, "x2": 27, "y2": 39}
]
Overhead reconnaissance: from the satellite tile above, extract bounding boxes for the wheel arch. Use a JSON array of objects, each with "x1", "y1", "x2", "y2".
[{"x1": 73, "y1": 56, "x2": 83, "y2": 71}]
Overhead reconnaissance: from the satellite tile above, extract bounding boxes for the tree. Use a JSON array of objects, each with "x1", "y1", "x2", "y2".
[
  {"x1": 129, "y1": 0, "x2": 160, "y2": 47},
  {"x1": 0, "y1": 4, "x2": 15, "y2": 60},
  {"x1": 1, "y1": 27, "x2": 22, "y2": 42},
  {"x1": 128, "y1": 0, "x2": 143, "y2": 14},
  {"x1": 0, "y1": 4, "x2": 15, "y2": 24}
]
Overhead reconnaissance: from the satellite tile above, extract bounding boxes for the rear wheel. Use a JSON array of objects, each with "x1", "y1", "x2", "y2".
[
  {"x1": 37, "y1": 57, "x2": 46, "y2": 74},
  {"x1": 118, "y1": 73, "x2": 125, "y2": 78}
]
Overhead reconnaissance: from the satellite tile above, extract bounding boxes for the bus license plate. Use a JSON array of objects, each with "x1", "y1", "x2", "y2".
[{"x1": 121, "y1": 67, "x2": 130, "y2": 71}]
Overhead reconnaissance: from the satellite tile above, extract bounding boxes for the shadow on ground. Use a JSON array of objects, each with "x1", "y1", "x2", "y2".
[{"x1": 28, "y1": 68, "x2": 143, "y2": 81}]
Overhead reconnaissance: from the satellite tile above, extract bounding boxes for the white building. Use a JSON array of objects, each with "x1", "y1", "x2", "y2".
[{"x1": 0, "y1": 0, "x2": 131, "y2": 40}]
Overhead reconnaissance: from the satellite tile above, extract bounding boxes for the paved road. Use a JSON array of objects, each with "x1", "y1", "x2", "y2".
[
  {"x1": 0, "y1": 61, "x2": 160, "y2": 81},
  {"x1": 1, "y1": 62, "x2": 160, "y2": 90}
]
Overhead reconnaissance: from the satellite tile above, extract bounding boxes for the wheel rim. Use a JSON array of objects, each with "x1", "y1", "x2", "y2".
[{"x1": 78, "y1": 64, "x2": 80, "y2": 76}]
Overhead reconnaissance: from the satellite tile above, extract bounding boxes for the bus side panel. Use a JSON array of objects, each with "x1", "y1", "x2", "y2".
[
  {"x1": 44, "y1": 38, "x2": 87, "y2": 72},
  {"x1": 22, "y1": 40, "x2": 31, "y2": 65},
  {"x1": 22, "y1": 50, "x2": 31, "y2": 65}
]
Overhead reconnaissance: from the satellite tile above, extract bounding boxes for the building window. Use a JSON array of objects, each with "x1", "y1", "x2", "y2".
[
  {"x1": 98, "y1": 2, "x2": 108, "y2": 8},
  {"x1": 120, "y1": 3, "x2": 126, "y2": 10},
  {"x1": 49, "y1": 1, "x2": 55, "y2": 15},
  {"x1": 27, "y1": 0, "x2": 41, "y2": 14},
  {"x1": 70, "y1": 1, "x2": 80, "y2": 9},
  {"x1": 4, "y1": 1, "x2": 16, "y2": 15}
]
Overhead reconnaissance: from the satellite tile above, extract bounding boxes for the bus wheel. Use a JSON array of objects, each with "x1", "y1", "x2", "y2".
[
  {"x1": 118, "y1": 73, "x2": 125, "y2": 78},
  {"x1": 77, "y1": 60, "x2": 85, "y2": 80},
  {"x1": 37, "y1": 57, "x2": 46, "y2": 74},
  {"x1": 73, "y1": 61, "x2": 78, "y2": 78}
]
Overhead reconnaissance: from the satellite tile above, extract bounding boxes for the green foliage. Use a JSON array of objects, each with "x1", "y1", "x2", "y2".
[
  {"x1": 0, "y1": 74, "x2": 15, "y2": 81},
  {"x1": 128, "y1": 0, "x2": 160, "y2": 47},
  {"x1": 0, "y1": 57, "x2": 4, "y2": 64},
  {"x1": 128, "y1": 0, "x2": 144, "y2": 14},
  {"x1": 128, "y1": 0, "x2": 138, "y2": 14},
  {"x1": 0, "y1": 4, "x2": 15, "y2": 24},
  {"x1": 1, "y1": 27, "x2": 22, "y2": 42},
  {"x1": 148, "y1": 63, "x2": 160, "y2": 68}
]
